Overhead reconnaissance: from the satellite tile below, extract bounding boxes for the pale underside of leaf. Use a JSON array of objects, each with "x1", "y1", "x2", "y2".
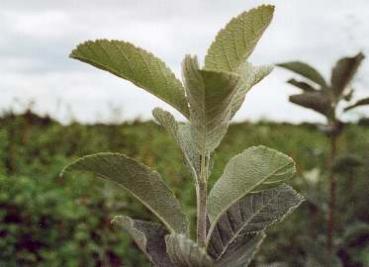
[
  {"x1": 62, "y1": 153, "x2": 188, "y2": 234},
  {"x1": 182, "y1": 55, "x2": 240, "y2": 154},
  {"x1": 277, "y1": 61, "x2": 327, "y2": 88},
  {"x1": 165, "y1": 234, "x2": 214, "y2": 267},
  {"x1": 70, "y1": 39, "x2": 189, "y2": 118},
  {"x1": 331, "y1": 52, "x2": 365, "y2": 98},
  {"x1": 207, "y1": 146, "x2": 296, "y2": 229},
  {"x1": 230, "y1": 62, "x2": 273, "y2": 118},
  {"x1": 344, "y1": 97, "x2": 369, "y2": 112},
  {"x1": 207, "y1": 185, "x2": 304, "y2": 263},
  {"x1": 289, "y1": 92, "x2": 332, "y2": 117},
  {"x1": 214, "y1": 233, "x2": 265, "y2": 267},
  {"x1": 153, "y1": 107, "x2": 201, "y2": 178},
  {"x1": 205, "y1": 5, "x2": 274, "y2": 73},
  {"x1": 113, "y1": 216, "x2": 174, "y2": 267}
]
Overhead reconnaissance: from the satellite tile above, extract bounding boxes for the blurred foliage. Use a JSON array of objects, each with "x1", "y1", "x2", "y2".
[{"x1": 0, "y1": 111, "x2": 368, "y2": 266}]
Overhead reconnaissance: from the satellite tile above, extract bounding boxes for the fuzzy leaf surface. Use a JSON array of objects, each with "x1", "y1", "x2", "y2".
[
  {"x1": 230, "y1": 62, "x2": 273, "y2": 118},
  {"x1": 62, "y1": 153, "x2": 188, "y2": 234},
  {"x1": 344, "y1": 97, "x2": 369, "y2": 111},
  {"x1": 205, "y1": 5, "x2": 274, "y2": 72},
  {"x1": 277, "y1": 61, "x2": 327, "y2": 87},
  {"x1": 331, "y1": 52, "x2": 365, "y2": 98},
  {"x1": 214, "y1": 233, "x2": 265, "y2": 267},
  {"x1": 289, "y1": 92, "x2": 332, "y2": 116},
  {"x1": 207, "y1": 185, "x2": 303, "y2": 264},
  {"x1": 153, "y1": 108, "x2": 200, "y2": 178},
  {"x1": 182, "y1": 55, "x2": 240, "y2": 153},
  {"x1": 165, "y1": 234, "x2": 214, "y2": 267},
  {"x1": 208, "y1": 146, "x2": 296, "y2": 225},
  {"x1": 70, "y1": 40, "x2": 189, "y2": 117},
  {"x1": 113, "y1": 216, "x2": 174, "y2": 267}
]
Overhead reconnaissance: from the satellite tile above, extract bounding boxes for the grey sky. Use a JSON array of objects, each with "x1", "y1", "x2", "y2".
[{"x1": 1, "y1": 0, "x2": 369, "y2": 124}]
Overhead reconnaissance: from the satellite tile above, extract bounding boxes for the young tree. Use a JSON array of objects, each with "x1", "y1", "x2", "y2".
[
  {"x1": 63, "y1": 5, "x2": 303, "y2": 266},
  {"x1": 278, "y1": 52, "x2": 368, "y2": 257}
]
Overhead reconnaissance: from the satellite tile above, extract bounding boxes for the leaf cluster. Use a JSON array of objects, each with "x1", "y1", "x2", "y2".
[
  {"x1": 278, "y1": 53, "x2": 368, "y2": 126},
  {"x1": 63, "y1": 5, "x2": 303, "y2": 266}
]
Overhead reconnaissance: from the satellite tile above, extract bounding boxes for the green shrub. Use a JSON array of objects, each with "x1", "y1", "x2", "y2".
[{"x1": 0, "y1": 175, "x2": 148, "y2": 267}]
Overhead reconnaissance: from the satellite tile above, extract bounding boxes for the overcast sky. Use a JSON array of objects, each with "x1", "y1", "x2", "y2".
[{"x1": 1, "y1": 0, "x2": 369, "y2": 124}]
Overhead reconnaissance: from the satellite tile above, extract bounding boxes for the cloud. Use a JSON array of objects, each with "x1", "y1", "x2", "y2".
[{"x1": 1, "y1": 0, "x2": 368, "y2": 124}]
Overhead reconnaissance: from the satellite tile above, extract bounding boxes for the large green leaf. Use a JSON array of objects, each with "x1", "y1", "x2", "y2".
[
  {"x1": 277, "y1": 61, "x2": 327, "y2": 87},
  {"x1": 70, "y1": 40, "x2": 189, "y2": 118},
  {"x1": 182, "y1": 55, "x2": 240, "y2": 153},
  {"x1": 62, "y1": 153, "x2": 188, "y2": 234},
  {"x1": 208, "y1": 146, "x2": 296, "y2": 225},
  {"x1": 207, "y1": 185, "x2": 303, "y2": 265},
  {"x1": 113, "y1": 216, "x2": 174, "y2": 267},
  {"x1": 152, "y1": 108, "x2": 200, "y2": 178},
  {"x1": 165, "y1": 234, "x2": 214, "y2": 267},
  {"x1": 204, "y1": 5, "x2": 274, "y2": 73},
  {"x1": 344, "y1": 97, "x2": 369, "y2": 112},
  {"x1": 331, "y1": 52, "x2": 365, "y2": 98},
  {"x1": 289, "y1": 92, "x2": 332, "y2": 116},
  {"x1": 214, "y1": 233, "x2": 265, "y2": 267}
]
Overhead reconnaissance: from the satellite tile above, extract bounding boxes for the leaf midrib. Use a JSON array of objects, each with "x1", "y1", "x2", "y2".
[
  {"x1": 207, "y1": 158, "x2": 293, "y2": 242},
  {"x1": 214, "y1": 188, "x2": 283, "y2": 260}
]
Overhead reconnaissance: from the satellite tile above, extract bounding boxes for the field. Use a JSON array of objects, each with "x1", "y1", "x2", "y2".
[{"x1": 0, "y1": 112, "x2": 368, "y2": 266}]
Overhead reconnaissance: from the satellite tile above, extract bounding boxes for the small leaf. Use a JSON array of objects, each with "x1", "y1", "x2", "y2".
[
  {"x1": 230, "y1": 62, "x2": 273, "y2": 117},
  {"x1": 208, "y1": 146, "x2": 296, "y2": 224},
  {"x1": 70, "y1": 39, "x2": 189, "y2": 117},
  {"x1": 289, "y1": 92, "x2": 332, "y2": 116},
  {"x1": 344, "y1": 97, "x2": 369, "y2": 112},
  {"x1": 62, "y1": 153, "x2": 188, "y2": 234},
  {"x1": 331, "y1": 52, "x2": 365, "y2": 98},
  {"x1": 205, "y1": 5, "x2": 274, "y2": 72},
  {"x1": 113, "y1": 216, "x2": 174, "y2": 267},
  {"x1": 214, "y1": 233, "x2": 265, "y2": 267},
  {"x1": 277, "y1": 61, "x2": 327, "y2": 87},
  {"x1": 207, "y1": 185, "x2": 304, "y2": 265},
  {"x1": 287, "y1": 78, "x2": 318, "y2": 92},
  {"x1": 165, "y1": 234, "x2": 214, "y2": 267},
  {"x1": 153, "y1": 108, "x2": 200, "y2": 178},
  {"x1": 182, "y1": 55, "x2": 240, "y2": 153}
]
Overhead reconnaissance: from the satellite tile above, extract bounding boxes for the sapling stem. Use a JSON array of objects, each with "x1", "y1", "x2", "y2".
[
  {"x1": 327, "y1": 120, "x2": 338, "y2": 256},
  {"x1": 196, "y1": 154, "x2": 209, "y2": 248}
]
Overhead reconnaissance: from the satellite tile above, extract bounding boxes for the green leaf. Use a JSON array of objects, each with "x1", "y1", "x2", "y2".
[
  {"x1": 112, "y1": 216, "x2": 174, "y2": 267},
  {"x1": 208, "y1": 146, "x2": 296, "y2": 224},
  {"x1": 152, "y1": 108, "x2": 200, "y2": 178},
  {"x1": 277, "y1": 61, "x2": 327, "y2": 87},
  {"x1": 287, "y1": 78, "x2": 318, "y2": 92},
  {"x1": 165, "y1": 234, "x2": 214, "y2": 267},
  {"x1": 62, "y1": 153, "x2": 188, "y2": 234},
  {"x1": 230, "y1": 62, "x2": 273, "y2": 117},
  {"x1": 214, "y1": 233, "x2": 265, "y2": 267},
  {"x1": 205, "y1": 5, "x2": 274, "y2": 72},
  {"x1": 331, "y1": 52, "x2": 365, "y2": 98},
  {"x1": 70, "y1": 39, "x2": 189, "y2": 118},
  {"x1": 344, "y1": 97, "x2": 369, "y2": 112},
  {"x1": 182, "y1": 55, "x2": 240, "y2": 153},
  {"x1": 289, "y1": 92, "x2": 332, "y2": 116},
  {"x1": 207, "y1": 185, "x2": 303, "y2": 265}
]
